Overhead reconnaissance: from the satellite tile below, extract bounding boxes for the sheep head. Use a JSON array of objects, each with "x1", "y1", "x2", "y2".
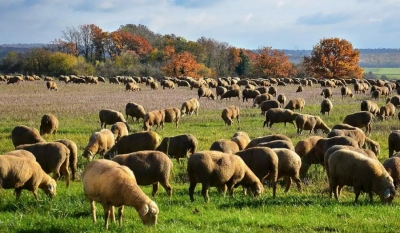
[
  {"x1": 40, "y1": 178, "x2": 57, "y2": 198},
  {"x1": 138, "y1": 201, "x2": 159, "y2": 226}
]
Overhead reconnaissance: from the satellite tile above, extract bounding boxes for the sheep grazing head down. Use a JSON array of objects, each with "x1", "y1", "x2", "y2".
[
  {"x1": 249, "y1": 182, "x2": 264, "y2": 198},
  {"x1": 378, "y1": 176, "x2": 396, "y2": 204},
  {"x1": 40, "y1": 178, "x2": 57, "y2": 198},
  {"x1": 138, "y1": 201, "x2": 159, "y2": 225}
]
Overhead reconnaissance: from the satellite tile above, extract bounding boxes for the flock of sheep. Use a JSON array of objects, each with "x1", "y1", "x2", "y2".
[{"x1": 2, "y1": 74, "x2": 400, "y2": 229}]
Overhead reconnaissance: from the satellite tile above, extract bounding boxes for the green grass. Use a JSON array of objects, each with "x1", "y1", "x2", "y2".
[
  {"x1": 363, "y1": 68, "x2": 400, "y2": 79},
  {"x1": 0, "y1": 80, "x2": 400, "y2": 232}
]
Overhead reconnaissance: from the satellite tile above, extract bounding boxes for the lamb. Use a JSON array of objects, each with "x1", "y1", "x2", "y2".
[
  {"x1": 263, "y1": 108, "x2": 301, "y2": 128},
  {"x1": 156, "y1": 134, "x2": 198, "y2": 161},
  {"x1": 361, "y1": 100, "x2": 380, "y2": 115},
  {"x1": 104, "y1": 131, "x2": 161, "y2": 159},
  {"x1": 272, "y1": 149, "x2": 302, "y2": 193},
  {"x1": 284, "y1": 98, "x2": 305, "y2": 111},
  {"x1": 125, "y1": 102, "x2": 146, "y2": 123},
  {"x1": 82, "y1": 129, "x2": 115, "y2": 161},
  {"x1": 320, "y1": 88, "x2": 333, "y2": 98},
  {"x1": 236, "y1": 147, "x2": 278, "y2": 197},
  {"x1": 188, "y1": 151, "x2": 264, "y2": 202},
  {"x1": 231, "y1": 131, "x2": 251, "y2": 150},
  {"x1": 16, "y1": 142, "x2": 70, "y2": 187},
  {"x1": 221, "y1": 105, "x2": 240, "y2": 126},
  {"x1": 110, "y1": 122, "x2": 129, "y2": 142},
  {"x1": 343, "y1": 111, "x2": 374, "y2": 134},
  {"x1": 388, "y1": 130, "x2": 400, "y2": 157},
  {"x1": 54, "y1": 139, "x2": 78, "y2": 181},
  {"x1": 246, "y1": 134, "x2": 292, "y2": 149},
  {"x1": 257, "y1": 140, "x2": 294, "y2": 151},
  {"x1": 198, "y1": 87, "x2": 216, "y2": 100},
  {"x1": 99, "y1": 109, "x2": 130, "y2": 131},
  {"x1": 163, "y1": 107, "x2": 180, "y2": 128},
  {"x1": 210, "y1": 139, "x2": 240, "y2": 154},
  {"x1": 327, "y1": 128, "x2": 366, "y2": 148},
  {"x1": 40, "y1": 113, "x2": 59, "y2": 135},
  {"x1": 111, "y1": 151, "x2": 173, "y2": 197},
  {"x1": 216, "y1": 86, "x2": 227, "y2": 99},
  {"x1": 294, "y1": 136, "x2": 323, "y2": 158},
  {"x1": 11, "y1": 125, "x2": 46, "y2": 148},
  {"x1": 378, "y1": 103, "x2": 396, "y2": 120},
  {"x1": 0, "y1": 155, "x2": 57, "y2": 200},
  {"x1": 277, "y1": 94, "x2": 287, "y2": 107},
  {"x1": 260, "y1": 100, "x2": 280, "y2": 115},
  {"x1": 220, "y1": 89, "x2": 240, "y2": 100},
  {"x1": 4, "y1": 149, "x2": 36, "y2": 161},
  {"x1": 181, "y1": 98, "x2": 200, "y2": 116},
  {"x1": 46, "y1": 81, "x2": 58, "y2": 91},
  {"x1": 253, "y1": 93, "x2": 274, "y2": 107},
  {"x1": 383, "y1": 157, "x2": 400, "y2": 188},
  {"x1": 242, "y1": 89, "x2": 261, "y2": 102},
  {"x1": 328, "y1": 149, "x2": 395, "y2": 203},
  {"x1": 341, "y1": 86, "x2": 354, "y2": 98},
  {"x1": 320, "y1": 99, "x2": 333, "y2": 115},
  {"x1": 295, "y1": 114, "x2": 331, "y2": 134},
  {"x1": 143, "y1": 110, "x2": 165, "y2": 131},
  {"x1": 82, "y1": 160, "x2": 158, "y2": 229}
]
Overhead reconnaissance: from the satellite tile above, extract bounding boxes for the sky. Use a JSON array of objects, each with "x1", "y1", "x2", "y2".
[{"x1": 0, "y1": 0, "x2": 399, "y2": 50}]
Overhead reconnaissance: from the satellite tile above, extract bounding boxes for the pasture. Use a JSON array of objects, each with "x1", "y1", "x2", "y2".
[
  {"x1": 0, "y1": 80, "x2": 400, "y2": 232},
  {"x1": 363, "y1": 68, "x2": 400, "y2": 79}
]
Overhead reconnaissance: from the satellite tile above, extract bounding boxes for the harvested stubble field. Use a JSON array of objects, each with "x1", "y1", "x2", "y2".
[{"x1": 0, "y1": 80, "x2": 400, "y2": 233}]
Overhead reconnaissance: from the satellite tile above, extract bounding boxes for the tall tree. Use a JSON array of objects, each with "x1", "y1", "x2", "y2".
[
  {"x1": 235, "y1": 49, "x2": 251, "y2": 77},
  {"x1": 162, "y1": 52, "x2": 201, "y2": 78},
  {"x1": 253, "y1": 47, "x2": 295, "y2": 78},
  {"x1": 303, "y1": 38, "x2": 363, "y2": 79}
]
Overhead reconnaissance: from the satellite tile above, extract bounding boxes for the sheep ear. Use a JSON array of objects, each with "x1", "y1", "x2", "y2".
[
  {"x1": 139, "y1": 204, "x2": 149, "y2": 216},
  {"x1": 384, "y1": 188, "x2": 391, "y2": 199}
]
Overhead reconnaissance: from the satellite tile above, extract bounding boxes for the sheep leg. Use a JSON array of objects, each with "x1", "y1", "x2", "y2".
[
  {"x1": 368, "y1": 192, "x2": 374, "y2": 203},
  {"x1": 354, "y1": 189, "x2": 361, "y2": 203},
  {"x1": 110, "y1": 206, "x2": 115, "y2": 223},
  {"x1": 189, "y1": 181, "x2": 197, "y2": 202},
  {"x1": 90, "y1": 200, "x2": 97, "y2": 223},
  {"x1": 60, "y1": 160, "x2": 70, "y2": 187},
  {"x1": 118, "y1": 206, "x2": 124, "y2": 226},
  {"x1": 103, "y1": 204, "x2": 111, "y2": 230},
  {"x1": 152, "y1": 183, "x2": 159, "y2": 197},
  {"x1": 284, "y1": 177, "x2": 292, "y2": 193},
  {"x1": 160, "y1": 180, "x2": 172, "y2": 197},
  {"x1": 201, "y1": 183, "x2": 210, "y2": 202},
  {"x1": 292, "y1": 176, "x2": 302, "y2": 192}
]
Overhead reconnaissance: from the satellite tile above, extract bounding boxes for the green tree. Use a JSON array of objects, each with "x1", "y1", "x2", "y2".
[
  {"x1": 48, "y1": 52, "x2": 77, "y2": 75},
  {"x1": 235, "y1": 50, "x2": 251, "y2": 77}
]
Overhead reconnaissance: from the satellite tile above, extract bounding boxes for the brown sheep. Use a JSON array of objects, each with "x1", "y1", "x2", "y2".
[
  {"x1": 16, "y1": 142, "x2": 70, "y2": 187},
  {"x1": 111, "y1": 151, "x2": 173, "y2": 197},
  {"x1": 284, "y1": 98, "x2": 305, "y2": 111},
  {"x1": 371, "y1": 90, "x2": 381, "y2": 100},
  {"x1": 328, "y1": 149, "x2": 395, "y2": 203},
  {"x1": 331, "y1": 123, "x2": 358, "y2": 130},
  {"x1": 143, "y1": 110, "x2": 165, "y2": 131},
  {"x1": 383, "y1": 157, "x2": 400, "y2": 188},
  {"x1": 150, "y1": 81, "x2": 159, "y2": 90},
  {"x1": 268, "y1": 86, "x2": 277, "y2": 97},
  {"x1": 221, "y1": 89, "x2": 240, "y2": 100},
  {"x1": 0, "y1": 155, "x2": 57, "y2": 200},
  {"x1": 216, "y1": 86, "x2": 227, "y2": 99},
  {"x1": 209, "y1": 139, "x2": 240, "y2": 154},
  {"x1": 40, "y1": 113, "x2": 59, "y2": 135},
  {"x1": 231, "y1": 131, "x2": 251, "y2": 150},
  {"x1": 294, "y1": 136, "x2": 323, "y2": 158},
  {"x1": 343, "y1": 111, "x2": 374, "y2": 134},
  {"x1": 198, "y1": 87, "x2": 216, "y2": 100},
  {"x1": 296, "y1": 86, "x2": 303, "y2": 93},
  {"x1": 188, "y1": 151, "x2": 263, "y2": 202},
  {"x1": 109, "y1": 77, "x2": 120, "y2": 84},
  {"x1": 156, "y1": 134, "x2": 198, "y2": 161},
  {"x1": 341, "y1": 86, "x2": 354, "y2": 99},
  {"x1": 387, "y1": 95, "x2": 400, "y2": 108},
  {"x1": 364, "y1": 137, "x2": 381, "y2": 156},
  {"x1": 125, "y1": 82, "x2": 140, "y2": 91},
  {"x1": 378, "y1": 103, "x2": 396, "y2": 120},
  {"x1": 320, "y1": 88, "x2": 332, "y2": 98},
  {"x1": 389, "y1": 130, "x2": 400, "y2": 157},
  {"x1": 236, "y1": 147, "x2": 279, "y2": 197},
  {"x1": 125, "y1": 102, "x2": 146, "y2": 123},
  {"x1": 263, "y1": 108, "x2": 301, "y2": 128},
  {"x1": 161, "y1": 80, "x2": 175, "y2": 89},
  {"x1": 257, "y1": 140, "x2": 294, "y2": 151},
  {"x1": 320, "y1": 99, "x2": 333, "y2": 115},
  {"x1": 82, "y1": 129, "x2": 115, "y2": 161},
  {"x1": 295, "y1": 114, "x2": 331, "y2": 134},
  {"x1": 327, "y1": 128, "x2": 366, "y2": 148},
  {"x1": 181, "y1": 98, "x2": 200, "y2": 116},
  {"x1": 277, "y1": 94, "x2": 287, "y2": 107},
  {"x1": 104, "y1": 131, "x2": 161, "y2": 159},
  {"x1": 110, "y1": 122, "x2": 129, "y2": 142},
  {"x1": 99, "y1": 109, "x2": 130, "y2": 131},
  {"x1": 4, "y1": 149, "x2": 36, "y2": 161},
  {"x1": 82, "y1": 160, "x2": 158, "y2": 229},
  {"x1": 54, "y1": 139, "x2": 78, "y2": 181},
  {"x1": 260, "y1": 100, "x2": 280, "y2": 115},
  {"x1": 272, "y1": 149, "x2": 302, "y2": 193},
  {"x1": 242, "y1": 89, "x2": 261, "y2": 102},
  {"x1": 246, "y1": 134, "x2": 292, "y2": 149},
  {"x1": 361, "y1": 100, "x2": 380, "y2": 115},
  {"x1": 46, "y1": 81, "x2": 58, "y2": 91},
  {"x1": 221, "y1": 105, "x2": 240, "y2": 126},
  {"x1": 253, "y1": 93, "x2": 274, "y2": 107},
  {"x1": 7, "y1": 76, "x2": 24, "y2": 84},
  {"x1": 11, "y1": 125, "x2": 46, "y2": 148},
  {"x1": 164, "y1": 107, "x2": 180, "y2": 128}
]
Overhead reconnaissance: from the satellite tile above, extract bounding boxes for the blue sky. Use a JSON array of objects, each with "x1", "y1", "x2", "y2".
[{"x1": 0, "y1": 0, "x2": 399, "y2": 49}]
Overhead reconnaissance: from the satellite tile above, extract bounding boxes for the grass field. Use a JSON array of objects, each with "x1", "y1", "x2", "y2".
[
  {"x1": 0, "y1": 80, "x2": 400, "y2": 232},
  {"x1": 363, "y1": 68, "x2": 400, "y2": 79}
]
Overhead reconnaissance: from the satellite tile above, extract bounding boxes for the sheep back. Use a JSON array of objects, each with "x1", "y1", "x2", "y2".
[
  {"x1": 11, "y1": 125, "x2": 46, "y2": 148},
  {"x1": 156, "y1": 134, "x2": 198, "y2": 160}
]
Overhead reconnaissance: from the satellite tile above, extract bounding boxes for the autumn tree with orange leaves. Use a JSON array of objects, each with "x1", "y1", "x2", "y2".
[
  {"x1": 162, "y1": 52, "x2": 201, "y2": 78},
  {"x1": 253, "y1": 47, "x2": 295, "y2": 78},
  {"x1": 303, "y1": 38, "x2": 363, "y2": 79}
]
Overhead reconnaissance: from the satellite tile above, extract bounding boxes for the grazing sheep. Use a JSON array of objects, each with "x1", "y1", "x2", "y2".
[
  {"x1": 272, "y1": 149, "x2": 302, "y2": 192},
  {"x1": 163, "y1": 107, "x2": 180, "y2": 128},
  {"x1": 260, "y1": 100, "x2": 280, "y2": 115},
  {"x1": 383, "y1": 157, "x2": 400, "y2": 188},
  {"x1": 54, "y1": 139, "x2": 78, "y2": 181},
  {"x1": 210, "y1": 139, "x2": 240, "y2": 154},
  {"x1": 343, "y1": 111, "x2": 374, "y2": 134},
  {"x1": 320, "y1": 88, "x2": 333, "y2": 98},
  {"x1": 320, "y1": 99, "x2": 333, "y2": 115},
  {"x1": 40, "y1": 113, "x2": 59, "y2": 135},
  {"x1": 284, "y1": 98, "x2": 305, "y2": 111},
  {"x1": 82, "y1": 129, "x2": 115, "y2": 161},
  {"x1": 236, "y1": 147, "x2": 278, "y2": 197},
  {"x1": 371, "y1": 90, "x2": 381, "y2": 100},
  {"x1": 378, "y1": 103, "x2": 396, "y2": 120},
  {"x1": 7, "y1": 76, "x2": 24, "y2": 84},
  {"x1": 221, "y1": 105, "x2": 240, "y2": 126},
  {"x1": 296, "y1": 86, "x2": 303, "y2": 93},
  {"x1": 125, "y1": 102, "x2": 146, "y2": 123},
  {"x1": 188, "y1": 151, "x2": 263, "y2": 202},
  {"x1": 216, "y1": 86, "x2": 227, "y2": 99},
  {"x1": 327, "y1": 128, "x2": 366, "y2": 148},
  {"x1": 221, "y1": 89, "x2": 240, "y2": 100},
  {"x1": 143, "y1": 110, "x2": 165, "y2": 131},
  {"x1": 361, "y1": 100, "x2": 380, "y2": 115},
  {"x1": 111, "y1": 151, "x2": 173, "y2": 197},
  {"x1": 16, "y1": 142, "x2": 70, "y2": 187},
  {"x1": 181, "y1": 98, "x2": 200, "y2": 116},
  {"x1": 246, "y1": 134, "x2": 292, "y2": 149},
  {"x1": 125, "y1": 82, "x2": 140, "y2": 91},
  {"x1": 257, "y1": 140, "x2": 294, "y2": 151},
  {"x1": 11, "y1": 125, "x2": 46, "y2": 148},
  {"x1": 328, "y1": 149, "x2": 395, "y2": 203},
  {"x1": 161, "y1": 80, "x2": 175, "y2": 89},
  {"x1": 242, "y1": 89, "x2": 261, "y2": 102},
  {"x1": 364, "y1": 137, "x2": 380, "y2": 156},
  {"x1": 295, "y1": 114, "x2": 331, "y2": 134},
  {"x1": 109, "y1": 77, "x2": 120, "y2": 84},
  {"x1": 4, "y1": 149, "x2": 36, "y2": 161},
  {"x1": 387, "y1": 95, "x2": 400, "y2": 108},
  {"x1": 82, "y1": 160, "x2": 158, "y2": 229},
  {"x1": 46, "y1": 81, "x2": 58, "y2": 91},
  {"x1": 156, "y1": 134, "x2": 198, "y2": 161},
  {"x1": 341, "y1": 86, "x2": 354, "y2": 98},
  {"x1": 231, "y1": 131, "x2": 251, "y2": 150},
  {"x1": 198, "y1": 87, "x2": 216, "y2": 100},
  {"x1": 0, "y1": 155, "x2": 57, "y2": 200},
  {"x1": 99, "y1": 109, "x2": 130, "y2": 131},
  {"x1": 150, "y1": 81, "x2": 158, "y2": 90},
  {"x1": 110, "y1": 122, "x2": 129, "y2": 142},
  {"x1": 277, "y1": 94, "x2": 287, "y2": 107},
  {"x1": 294, "y1": 136, "x2": 323, "y2": 158},
  {"x1": 389, "y1": 130, "x2": 400, "y2": 157},
  {"x1": 253, "y1": 93, "x2": 274, "y2": 107},
  {"x1": 104, "y1": 131, "x2": 161, "y2": 159},
  {"x1": 263, "y1": 108, "x2": 301, "y2": 128},
  {"x1": 268, "y1": 86, "x2": 277, "y2": 97}
]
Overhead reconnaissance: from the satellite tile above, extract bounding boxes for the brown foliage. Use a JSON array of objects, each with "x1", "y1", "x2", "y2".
[
  {"x1": 253, "y1": 47, "x2": 295, "y2": 78},
  {"x1": 162, "y1": 52, "x2": 201, "y2": 78}
]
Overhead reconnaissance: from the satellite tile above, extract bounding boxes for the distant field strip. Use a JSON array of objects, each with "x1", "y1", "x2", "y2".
[{"x1": 363, "y1": 68, "x2": 400, "y2": 79}]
